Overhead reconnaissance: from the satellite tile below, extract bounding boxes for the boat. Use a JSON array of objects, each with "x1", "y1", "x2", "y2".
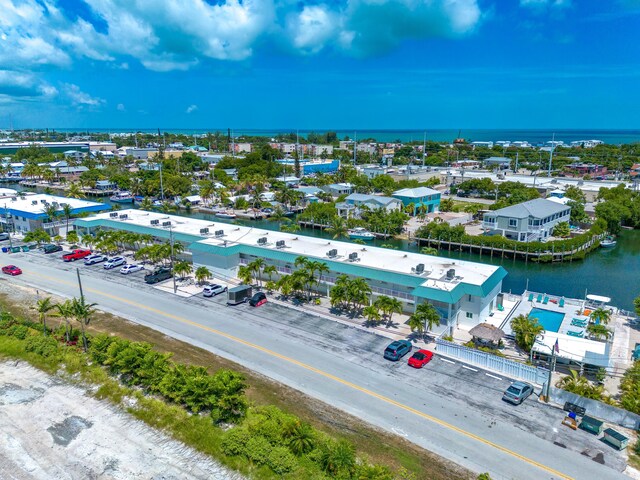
[
  {"x1": 600, "y1": 236, "x2": 617, "y2": 248},
  {"x1": 109, "y1": 191, "x2": 134, "y2": 203},
  {"x1": 215, "y1": 211, "x2": 237, "y2": 219},
  {"x1": 348, "y1": 227, "x2": 375, "y2": 241}
]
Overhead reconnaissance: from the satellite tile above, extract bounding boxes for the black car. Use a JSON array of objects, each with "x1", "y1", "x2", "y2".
[
  {"x1": 144, "y1": 267, "x2": 172, "y2": 284},
  {"x1": 383, "y1": 340, "x2": 412, "y2": 361},
  {"x1": 249, "y1": 291, "x2": 267, "y2": 307},
  {"x1": 43, "y1": 244, "x2": 63, "y2": 254}
]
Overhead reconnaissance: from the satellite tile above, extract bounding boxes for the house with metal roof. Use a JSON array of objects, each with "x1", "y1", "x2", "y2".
[
  {"x1": 483, "y1": 198, "x2": 571, "y2": 242},
  {"x1": 75, "y1": 209, "x2": 507, "y2": 332},
  {"x1": 392, "y1": 187, "x2": 441, "y2": 215},
  {"x1": 336, "y1": 193, "x2": 402, "y2": 218}
]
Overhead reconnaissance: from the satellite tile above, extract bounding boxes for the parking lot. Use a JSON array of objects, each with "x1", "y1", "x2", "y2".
[{"x1": 0, "y1": 245, "x2": 631, "y2": 478}]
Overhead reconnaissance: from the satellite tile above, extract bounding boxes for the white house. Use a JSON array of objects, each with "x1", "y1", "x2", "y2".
[{"x1": 335, "y1": 193, "x2": 402, "y2": 218}]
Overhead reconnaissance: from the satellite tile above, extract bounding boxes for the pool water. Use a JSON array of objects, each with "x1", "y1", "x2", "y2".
[{"x1": 529, "y1": 308, "x2": 565, "y2": 333}]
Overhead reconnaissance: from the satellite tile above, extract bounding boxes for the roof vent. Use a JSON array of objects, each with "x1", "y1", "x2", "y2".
[
  {"x1": 119, "y1": 214, "x2": 128, "y2": 220},
  {"x1": 446, "y1": 268, "x2": 455, "y2": 279},
  {"x1": 327, "y1": 249, "x2": 338, "y2": 258},
  {"x1": 31, "y1": 200, "x2": 37, "y2": 205},
  {"x1": 199, "y1": 227, "x2": 209, "y2": 235},
  {"x1": 214, "y1": 229, "x2": 224, "y2": 237},
  {"x1": 109, "y1": 212, "x2": 118, "y2": 218},
  {"x1": 150, "y1": 219, "x2": 160, "y2": 225},
  {"x1": 257, "y1": 237, "x2": 267, "y2": 245},
  {"x1": 415, "y1": 263, "x2": 425, "y2": 274},
  {"x1": 348, "y1": 252, "x2": 358, "y2": 261},
  {"x1": 162, "y1": 221, "x2": 171, "y2": 227}
]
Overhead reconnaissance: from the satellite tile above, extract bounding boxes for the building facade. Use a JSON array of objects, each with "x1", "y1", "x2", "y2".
[
  {"x1": 335, "y1": 193, "x2": 402, "y2": 218},
  {"x1": 392, "y1": 187, "x2": 441, "y2": 214}
]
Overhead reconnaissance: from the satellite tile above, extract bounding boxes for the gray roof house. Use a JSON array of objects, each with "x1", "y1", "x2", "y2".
[
  {"x1": 483, "y1": 198, "x2": 571, "y2": 242},
  {"x1": 336, "y1": 193, "x2": 402, "y2": 218}
]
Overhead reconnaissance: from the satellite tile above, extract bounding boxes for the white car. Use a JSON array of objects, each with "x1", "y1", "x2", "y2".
[
  {"x1": 84, "y1": 254, "x2": 107, "y2": 265},
  {"x1": 120, "y1": 264, "x2": 144, "y2": 275},
  {"x1": 104, "y1": 256, "x2": 126, "y2": 270},
  {"x1": 203, "y1": 284, "x2": 227, "y2": 297}
]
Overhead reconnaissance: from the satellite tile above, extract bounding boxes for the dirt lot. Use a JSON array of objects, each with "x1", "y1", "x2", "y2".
[{"x1": 0, "y1": 361, "x2": 243, "y2": 480}]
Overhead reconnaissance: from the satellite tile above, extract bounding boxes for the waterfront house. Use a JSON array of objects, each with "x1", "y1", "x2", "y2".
[
  {"x1": 392, "y1": 187, "x2": 441, "y2": 215},
  {"x1": 95, "y1": 180, "x2": 117, "y2": 191},
  {"x1": 322, "y1": 183, "x2": 353, "y2": 197},
  {"x1": 482, "y1": 198, "x2": 571, "y2": 242},
  {"x1": 336, "y1": 193, "x2": 402, "y2": 218}
]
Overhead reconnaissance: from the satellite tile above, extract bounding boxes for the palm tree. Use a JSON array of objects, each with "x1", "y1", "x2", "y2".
[
  {"x1": 66, "y1": 230, "x2": 79, "y2": 244},
  {"x1": 194, "y1": 266, "x2": 212, "y2": 285},
  {"x1": 263, "y1": 265, "x2": 277, "y2": 283},
  {"x1": 325, "y1": 216, "x2": 349, "y2": 239},
  {"x1": 54, "y1": 300, "x2": 74, "y2": 342},
  {"x1": 139, "y1": 197, "x2": 154, "y2": 211},
  {"x1": 173, "y1": 260, "x2": 193, "y2": 280},
  {"x1": 420, "y1": 247, "x2": 438, "y2": 256},
  {"x1": 33, "y1": 297, "x2": 56, "y2": 335},
  {"x1": 374, "y1": 296, "x2": 403, "y2": 325},
  {"x1": 586, "y1": 323, "x2": 611, "y2": 341},
  {"x1": 280, "y1": 223, "x2": 300, "y2": 233},
  {"x1": 71, "y1": 296, "x2": 98, "y2": 352},
  {"x1": 589, "y1": 307, "x2": 612, "y2": 325},
  {"x1": 42, "y1": 204, "x2": 59, "y2": 234},
  {"x1": 510, "y1": 314, "x2": 545, "y2": 352},
  {"x1": 404, "y1": 202, "x2": 416, "y2": 216},
  {"x1": 269, "y1": 206, "x2": 290, "y2": 224},
  {"x1": 284, "y1": 421, "x2": 316, "y2": 456},
  {"x1": 248, "y1": 258, "x2": 266, "y2": 287},
  {"x1": 61, "y1": 203, "x2": 73, "y2": 236},
  {"x1": 67, "y1": 182, "x2": 85, "y2": 199},
  {"x1": 362, "y1": 304, "x2": 381, "y2": 325},
  {"x1": 237, "y1": 265, "x2": 253, "y2": 285},
  {"x1": 81, "y1": 233, "x2": 96, "y2": 249},
  {"x1": 408, "y1": 302, "x2": 441, "y2": 339}
]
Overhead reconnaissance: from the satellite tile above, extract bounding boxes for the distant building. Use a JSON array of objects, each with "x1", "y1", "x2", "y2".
[
  {"x1": 569, "y1": 140, "x2": 604, "y2": 148},
  {"x1": 63, "y1": 150, "x2": 84, "y2": 161},
  {"x1": 336, "y1": 193, "x2": 402, "y2": 218},
  {"x1": 483, "y1": 157, "x2": 512, "y2": 170},
  {"x1": 564, "y1": 163, "x2": 607, "y2": 176},
  {"x1": 482, "y1": 198, "x2": 571, "y2": 242},
  {"x1": 363, "y1": 166, "x2": 386, "y2": 178},
  {"x1": 392, "y1": 187, "x2": 441, "y2": 214},
  {"x1": 471, "y1": 141, "x2": 494, "y2": 149},
  {"x1": 277, "y1": 159, "x2": 340, "y2": 176},
  {"x1": 322, "y1": 183, "x2": 353, "y2": 197},
  {"x1": 123, "y1": 147, "x2": 158, "y2": 159}
]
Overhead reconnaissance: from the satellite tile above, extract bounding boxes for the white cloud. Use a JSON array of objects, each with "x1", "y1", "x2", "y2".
[
  {"x1": 520, "y1": 0, "x2": 571, "y2": 7},
  {"x1": 63, "y1": 84, "x2": 105, "y2": 107},
  {"x1": 117, "y1": 103, "x2": 125, "y2": 111},
  {"x1": 0, "y1": 70, "x2": 57, "y2": 99},
  {"x1": 186, "y1": 104, "x2": 198, "y2": 114}
]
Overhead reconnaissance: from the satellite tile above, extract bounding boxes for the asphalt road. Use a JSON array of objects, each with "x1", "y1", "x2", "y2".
[{"x1": 1, "y1": 250, "x2": 629, "y2": 480}]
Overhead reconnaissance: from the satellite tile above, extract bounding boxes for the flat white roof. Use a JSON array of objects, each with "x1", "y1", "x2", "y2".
[
  {"x1": 86, "y1": 209, "x2": 503, "y2": 291},
  {"x1": 0, "y1": 192, "x2": 106, "y2": 216},
  {"x1": 533, "y1": 332, "x2": 611, "y2": 368}
]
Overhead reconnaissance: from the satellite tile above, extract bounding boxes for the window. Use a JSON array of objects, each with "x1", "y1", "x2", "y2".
[
  {"x1": 468, "y1": 295, "x2": 473, "y2": 302},
  {"x1": 486, "y1": 217, "x2": 495, "y2": 224},
  {"x1": 466, "y1": 312, "x2": 473, "y2": 319},
  {"x1": 508, "y1": 218, "x2": 517, "y2": 227}
]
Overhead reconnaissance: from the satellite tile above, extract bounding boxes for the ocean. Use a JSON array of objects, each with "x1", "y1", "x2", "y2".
[{"x1": 51, "y1": 128, "x2": 640, "y2": 145}]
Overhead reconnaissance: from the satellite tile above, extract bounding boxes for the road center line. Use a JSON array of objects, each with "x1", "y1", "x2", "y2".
[{"x1": 32, "y1": 271, "x2": 574, "y2": 480}]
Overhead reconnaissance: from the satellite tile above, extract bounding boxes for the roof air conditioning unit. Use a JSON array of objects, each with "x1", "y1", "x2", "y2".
[
  {"x1": 446, "y1": 268, "x2": 455, "y2": 279},
  {"x1": 162, "y1": 221, "x2": 171, "y2": 227},
  {"x1": 215, "y1": 230, "x2": 224, "y2": 237},
  {"x1": 327, "y1": 249, "x2": 338, "y2": 258},
  {"x1": 415, "y1": 263, "x2": 425, "y2": 274},
  {"x1": 199, "y1": 227, "x2": 209, "y2": 234},
  {"x1": 109, "y1": 212, "x2": 118, "y2": 218},
  {"x1": 276, "y1": 240, "x2": 285, "y2": 248},
  {"x1": 119, "y1": 214, "x2": 128, "y2": 220},
  {"x1": 349, "y1": 252, "x2": 358, "y2": 261},
  {"x1": 40, "y1": 199, "x2": 46, "y2": 203},
  {"x1": 150, "y1": 219, "x2": 160, "y2": 225},
  {"x1": 31, "y1": 200, "x2": 37, "y2": 205},
  {"x1": 10, "y1": 197, "x2": 16, "y2": 201},
  {"x1": 257, "y1": 237, "x2": 267, "y2": 245}
]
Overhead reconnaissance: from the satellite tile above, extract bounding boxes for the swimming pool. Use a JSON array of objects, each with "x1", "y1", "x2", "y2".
[{"x1": 529, "y1": 308, "x2": 565, "y2": 333}]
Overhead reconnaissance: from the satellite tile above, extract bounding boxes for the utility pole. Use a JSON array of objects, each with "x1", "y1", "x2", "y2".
[
  {"x1": 544, "y1": 344, "x2": 557, "y2": 403},
  {"x1": 168, "y1": 221, "x2": 177, "y2": 294},
  {"x1": 422, "y1": 131, "x2": 427, "y2": 167},
  {"x1": 76, "y1": 267, "x2": 85, "y2": 300}
]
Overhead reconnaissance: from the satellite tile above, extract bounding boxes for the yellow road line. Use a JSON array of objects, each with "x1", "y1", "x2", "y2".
[{"x1": 34, "y1": 272, "x2": 573, "y2": 480}]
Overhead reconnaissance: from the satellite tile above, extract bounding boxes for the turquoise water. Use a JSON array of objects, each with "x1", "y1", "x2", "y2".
[{"x1": 529, "y1": 308, "x2": 565, "y2": 333}]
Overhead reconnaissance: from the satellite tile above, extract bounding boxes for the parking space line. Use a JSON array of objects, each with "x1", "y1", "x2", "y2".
[
  {"x1": 485, "y1": 373, "x2": 502, "y2": 381},
  {"x1": 440, "y1": 358, "x2": 456, "y2": 364},
  {"x1": 461, "y1": 365, "x2": 478, "y2": 372}
]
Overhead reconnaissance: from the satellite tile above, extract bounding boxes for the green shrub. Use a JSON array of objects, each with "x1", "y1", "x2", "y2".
[
  {"x1": 357, "y1": 464, "x2": 394, "y2": 480},
  {"x1": 246, "y1": 436, "x2": 272, "y2": 465},
  {"x1": 267, "y1": 446, "x2": 297, "y2": 474},
  {"x1": 221, "y1": 428, "x2": 251, "y2": 456},
  {"x1": 24, "y1": 335, "x2": 60, "y2": 358},
  {"x1": 89, "y1": 333, "x2": 118, "y2": 364},
  {"x1": 9, "y1": 324, "x2": 30, "y2": 340}
]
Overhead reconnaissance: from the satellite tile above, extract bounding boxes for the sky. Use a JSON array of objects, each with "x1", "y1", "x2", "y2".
[{"x1": 0, "y1": 0, "x2": 639, "y2": 130}]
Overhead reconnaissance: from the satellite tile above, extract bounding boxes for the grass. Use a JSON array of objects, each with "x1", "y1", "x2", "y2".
[{"x1": 0, "y1": 292, "x2": 472, "y2": 480}]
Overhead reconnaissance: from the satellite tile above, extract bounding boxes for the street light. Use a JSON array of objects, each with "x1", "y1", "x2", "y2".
[
  {"x1": 166, "y1": 218, "x2": 177, "y2": 294},
  {"x1": 533, "y1": 336, "x2": 558, "y2": 403}
]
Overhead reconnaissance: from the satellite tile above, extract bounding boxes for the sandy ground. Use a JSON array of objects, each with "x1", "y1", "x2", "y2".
[{"x1": 0, "y1": 362, "x2": 244, "y2": 480}]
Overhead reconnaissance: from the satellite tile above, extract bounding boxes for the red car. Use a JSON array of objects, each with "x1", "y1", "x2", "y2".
[
  {"x1": 2, "y1": 265, "x2": 22, "y2": 276},
  {"x1": 407, "y1": 349, "x2": 434, "y2": 368},
  {"x1": 62, "y1": 249, "x2": 92, "y2": 262}
]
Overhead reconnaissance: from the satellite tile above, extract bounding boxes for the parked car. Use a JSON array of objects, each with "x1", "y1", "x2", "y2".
[
  {"x1": 84, "y1": 254, "x2": 107, "y2": 265},
  {"x1": 203, "y1": 283, "x2": 227, "y2": 297},
  {"x1": 407, "y1": 349, "x2": 434, "y2": 368},
  {"x1": 502, "y1": 381, "x2": 534, "y2": 405},
  {"x1": 43, "y1": 244, "x2": 63, "y2": 254},
  {"x1": 144, "y1": 267, "x2": 172, "y2": 284},
  {"x1": 2, "y1": 265, "x2": 22, "y2": 276},
  {"x1": 383, "y1": 340, "x2": 412, "y2": 361},
  {"x1": 0, "y1": 233, "x2": 10, "y2": 241},
  {"x1": 249, "y1": 291, "x2": 267, "y2": 307},
  {"x1": 104, "y1": 257, "x2": 126, "y2": 269},
  {"x1": 120, "y1": 264, "x2": 144, "y2": 275},
  {"x1": 62, "y1": 249, "x2": 92, "y2": 262}
]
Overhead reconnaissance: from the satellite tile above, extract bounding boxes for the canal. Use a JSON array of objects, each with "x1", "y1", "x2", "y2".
[{"x1": 12, "y1": 183, "x2": 640, "y2": 311}]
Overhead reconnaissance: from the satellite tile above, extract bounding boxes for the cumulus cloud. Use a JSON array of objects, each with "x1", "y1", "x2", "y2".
[
  {"x1": 520, "y1": 0, "x2": 571, "y2": 8},
  {"x1": 186, "y1": 104, "x2": 198, "y2": 114},
  {"x1": 0, "y1": 70, "x2": 58, "y2": 99},
  {"x1": 0, "y1": 0, "x2": 484, "y2": 76},
  {"x1": 63, "y1": 84, "x2": 105, "y2": 107}
]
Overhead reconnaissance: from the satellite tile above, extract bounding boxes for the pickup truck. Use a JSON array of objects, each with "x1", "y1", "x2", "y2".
[
  {"x1": 144, "y1": 267, "x2": 172, "y2": 284},
  {"x1": 62, "y1": 249, "x2": 92, "y2": 262}
]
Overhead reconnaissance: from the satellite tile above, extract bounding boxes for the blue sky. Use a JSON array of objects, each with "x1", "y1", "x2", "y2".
[{"x1": 0, "y1": 0, "x2": 639, "y2": 130}]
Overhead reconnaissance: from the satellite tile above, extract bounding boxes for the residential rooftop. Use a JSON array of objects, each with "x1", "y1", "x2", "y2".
[{"x1": 0, "y1": 192, "x2": 108, "y2": 219}]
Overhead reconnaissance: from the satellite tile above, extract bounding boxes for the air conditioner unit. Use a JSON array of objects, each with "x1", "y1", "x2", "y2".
[
  {"x1": 415, "y1": 263, "x2": 425, "y2": 274},
  {"x1": 199, "y1": 227, "x2": 209, "y2": 234},
  {"x1": 162, "y1": 221, "x2": 171, "y2": 227},
  {"x1": 327, "y1": 249, "x2": 338, "y2": 258},
  {"x1": 257, "y1": 237, "x2": 267, "y2": 245},
  {"x1": 150, "y1": 219, "x2": 160, "y2": 225},
  {"x1": 446, "y1": 268, "x2": 455, "y2": 279},
  {"x1": 10, "y1": 197, "x2": 16, "y2": 201},
  {"x1": 349, "y1": 252, "x2": 358, "y2": 261},
  {"x1": 109, "y1": 212, "x2": 118, "y2": 218},
  {"x1": 31, "y1": 200, "x2": 37, "y2": 205},
  {"x1": 214, "y1": 230, "x2": 224, "y2": 237},
  {"x1": 52, "y1": 202, "x2": 58, "y2": 207},
  {"x1": 276, "y1": 240, "x2": 286, "y2": 248},
  {"x1": 119, "y1": 214, "x2": 128, "y2": 220},
  {"x1": 40, "y1": 199, "x2": 46, "y2": 204}
]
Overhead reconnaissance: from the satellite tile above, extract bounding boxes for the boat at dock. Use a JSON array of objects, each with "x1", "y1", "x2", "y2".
[
  {"x1": 600, "y1": 236, "x2": 617, "y2": 248},
  {"x1": 109, "y1": 191, "x2": 134, "y2": 203},
  {"x1": 215, "y1": 211, "x2": 237, "y2": 219},
  {"x1": 348, "y1": 227, "x2": 375, "y2": 240}
]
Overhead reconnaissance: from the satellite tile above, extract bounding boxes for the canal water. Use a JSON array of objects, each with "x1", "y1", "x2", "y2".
[{"x1": 13, "y1": 183, "x2": 640, "y2": 311}]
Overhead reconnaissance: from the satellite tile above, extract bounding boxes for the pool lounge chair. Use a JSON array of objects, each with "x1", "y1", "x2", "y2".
[
  {"x1": 559, "y1": 297, "x2": 565, "y2": 308},
  {"x1": 537, "y1": 294, "x2": 543, "y2": 303},
  {"x1": 528, "y1": 293, "x2": 534, "y2": 302},
  {"x1": 497, "y1": 304, "x2": 504, "y2": 312},
  {"x1": 567, "y1": 330, "x2": 584, "y2": 338},
  {"x1": 543, "y1": 296, "x2": 549, "y2": 305},
  {"x1": 571, "y1": 319, "x2": 587, "y2": 328}
]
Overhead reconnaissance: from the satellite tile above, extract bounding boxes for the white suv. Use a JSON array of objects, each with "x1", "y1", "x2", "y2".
[
  {"x1": 85, "y1": 254, "x2": 107, "y2": 265},
  {"x1": 203, "y1": 284, "x2": 227, "y2": 297},
  {"x1": 104, "y1": 256, "x2": 126, "y2": 269}
]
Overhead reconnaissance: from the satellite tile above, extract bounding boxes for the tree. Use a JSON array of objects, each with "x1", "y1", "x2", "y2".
[
  {"x1": 54, "y1": 299, "x2": 74, "y2": 342},
  {"x1": 634, "y1": 295, "x2": 640, "y2": 318},
  {"x1": 420, "y1": 247, "x2": 438, "y2": 256},
  {"x1": 237, "y1": 265, "x2": 253, "y2": 285},
  {"x1": 325, "y1": 216, "x2": 349, "y2": 239},
  {"x1": 173, "y1": 260, "x2": 193, "y2": 280},
  {"x1": 552, "y1": 221, "x2": 570, "y2": 238},
  {"x1": 510, "y1": 314, "x2": 544, "y2": 352},
  {"x1": 362, "y1": 304, "x2": 382, "y2": 325},
  {"x1": 61, "y1": 203, "x2": 73, "y2": 236},
  {"x1": 32, "y1": 296, "x2": 55, "y2": 335},
  {"x1": 408, "y1": 302, "x2": 440, "y2": 339},
  {"x1": 284, "y1": 421, "x2": 316, "y2": 455},
  {"x1": 586, "y1": 323, "x2": 611, "y2": 341},
  {"x1": 589, "y1": 307, "x2": 611, "y2": 325},
  {"x1": 66, "y1": 230, "x2": 79, "y2": 244},
  {"x1": 140, "y1": 197, "x2": 154, "y2": 211},
  {"x1": 248, "y1": 258, "x2": 266, "y2": 287},
  {"x1": 66, "y1": 182, "x2": 85, "y2": 198},
  {"x1": 194, "y1": 266, "x2": 212, "y2": 285},
  {"x1": 374, "y1": 296, "x2": 403, "y2": 325},
  {"x1": 71, "y1": 296, "x2": 98, "y2": 352},
  {"x1": 23, "y1": 228, "x2": 50, "y2": 245}
]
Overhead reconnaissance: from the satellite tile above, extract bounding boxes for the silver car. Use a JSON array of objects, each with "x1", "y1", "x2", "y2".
[
  {"x1": 104, "y1": 256, "x2": 126, "y2": 269},
  {"x1": 502, "y1": 381, "x2": 534, "y2": 405},
  {"x1": 84, "y1": 254, "x2": 107, "y2": 265},
  {"x1": 203, "y1": 284, "x2": 227, "y2": 297}
]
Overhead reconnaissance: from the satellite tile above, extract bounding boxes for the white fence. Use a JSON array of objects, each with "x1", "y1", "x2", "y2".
[{"x1": 436, "y1": 339, "x2": 549, "y2": 385}]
